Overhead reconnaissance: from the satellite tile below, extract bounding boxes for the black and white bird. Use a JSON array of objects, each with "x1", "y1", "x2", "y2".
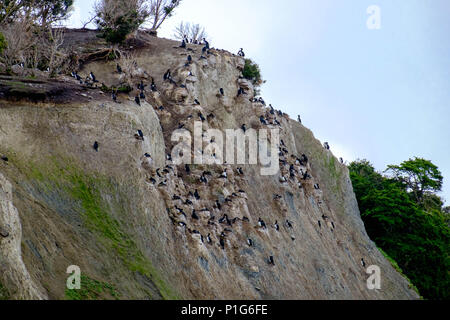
[
  {"x1": 361, "y1": 258, "x2": 366, "y2": 268},
  {"x1": 194, "y1": 189, "x2": 200, "y2": 200},
  {"x1": 89, "y1": 72, "x2": 98, "y2": 83},
  {"x1": 219, "y1": 88, "x2": 224, "y2": 96},
  {"x1": 93, "y1": 141, "x2": 99, "y2": 152},
  {"x1": 247, "y1": 238, "x2": 253, "y2": 247},
  {"x1": 191, "y1": 210, "x2": 199, "y2": 220},
  {"x1": 258, "y1": 218, "x2": 267, "y2": 229},
  {"x1": 268, "y1": 256, "x2": 275, "y2": 265},
  {"x1": 274, "y1": 221, "x2": 280, "y2": 231},
  {"x1": 220, "y1": 170, "x2": 227, "y2": 179},
  {"x1": 135, "y1": 96, "x2": 141, "y2": 106},
  {"x1": 286, "y1": 220, "x2": 293, "y2": 228},
  {"x1": 137, "y1": 130, "x2": 144, "y2": 141},
  {"x1": 297, "y1": 115, "x2": 302, "y2": 123},
  {"x1": 241, "y1": 124, "x2": 246, "y2": 133},
  {"x1": 259, "y1": 116, "x2": 267, "y2": 125}
]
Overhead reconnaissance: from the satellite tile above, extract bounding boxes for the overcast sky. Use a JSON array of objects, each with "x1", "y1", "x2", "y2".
[{"x1": 66, "y1": 0, "x2": 450, "y2": 203}]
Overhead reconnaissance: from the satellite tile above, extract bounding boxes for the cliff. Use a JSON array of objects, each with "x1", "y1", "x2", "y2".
[{"x1": 0, "y1": 29, "x2": 419, "y2": 300}]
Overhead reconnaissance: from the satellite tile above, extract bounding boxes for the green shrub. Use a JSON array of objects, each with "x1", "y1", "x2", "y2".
[{"x1": 243, "y1": 58, "x2": 264, "y2": 87}]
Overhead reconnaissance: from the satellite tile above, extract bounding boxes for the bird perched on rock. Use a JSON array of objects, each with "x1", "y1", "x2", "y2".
[
  {"x1": 274, "y1": 221, "x2": 280, "y2": 231},
  {"x1": 219, "y1": 88, "x2": 224, "y2": 96},
  {"x1": 112, "y1": 91, "x2": 118, "y2": 103},
  {"x1": 89, "y1": 72, "x2": 99, "y2": 83},
  {"x1": 135, "y1": 130, "x2": 144, "y2": 141},
  {"x1": 135, "y1": 96, "x2": 141, "y2": 106},
  {"x1": 258, "y1": 218, "x2": 267, "y2": 229},
  {"x1": 93, "y1": 141, "x2": 99, "y2": 152},
  {"x1": 286, "y1": 220, "x2": 293, "y2": 228}
]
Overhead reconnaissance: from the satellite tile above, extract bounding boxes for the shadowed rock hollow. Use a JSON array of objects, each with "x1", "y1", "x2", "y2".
[{"x1": 0, "y1": 29, "x2": 419, "y2": 300}]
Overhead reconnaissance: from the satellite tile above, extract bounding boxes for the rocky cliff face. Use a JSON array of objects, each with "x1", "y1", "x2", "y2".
[{"x1": 0, "y1": 30, "x2": 419, "y2": 300}]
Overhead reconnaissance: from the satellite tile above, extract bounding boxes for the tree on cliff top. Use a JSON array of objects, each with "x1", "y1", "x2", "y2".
[
  {"x1": 385, "y1": 157, "x2": 443, "y2": 205},
  {"x1": 95, "y1": 0, "x2": 151, "y2": 44},
  {"x1": 147, "y1": 0, "x2": 182, "y2": 34},
  {"x1": 174, "y1": 21, "x2": 208, "y2": 43},
  {"x1": 0, "y1": 0, "x2": 73, "y2": 27},
  {"x1": 95, "y1": 0, "x2": 181, "y2": 43},
  {"x1": 349, "y1": 159, "x2": 450, "y2": 299}
]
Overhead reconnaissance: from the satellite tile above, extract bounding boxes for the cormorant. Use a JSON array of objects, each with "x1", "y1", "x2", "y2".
[
  {"x1": 258, "y1": 218, "x2": 267, "y2": 229},
  {"x1": 274, "y1": 221, "x2": 280, "y2": 231},
  {"x1": 93, "y1": 141, "x2": 99, "y2": 152},
  {"x1": 89, "y1": 72, "x2": 98, "y2": 83}
]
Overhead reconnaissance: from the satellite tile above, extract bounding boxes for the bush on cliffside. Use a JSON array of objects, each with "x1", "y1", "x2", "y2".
[{"x1": 243, "y1": 58, "x2": 264, "y2": 88}]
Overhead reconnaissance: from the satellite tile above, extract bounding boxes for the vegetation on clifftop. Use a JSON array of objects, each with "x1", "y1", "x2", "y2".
[{"x1": 349, "y1": 158, "x2": 450, "y2": 300}]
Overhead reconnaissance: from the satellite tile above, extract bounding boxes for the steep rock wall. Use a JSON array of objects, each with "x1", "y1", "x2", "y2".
[{"x1": 0, "y1": 32, "x2": 419, "y2": 300}]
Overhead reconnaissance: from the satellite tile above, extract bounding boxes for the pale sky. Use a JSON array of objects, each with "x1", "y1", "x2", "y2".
[{"x1": 66, "y1": 0, "x2": 450, "y2": 203}]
